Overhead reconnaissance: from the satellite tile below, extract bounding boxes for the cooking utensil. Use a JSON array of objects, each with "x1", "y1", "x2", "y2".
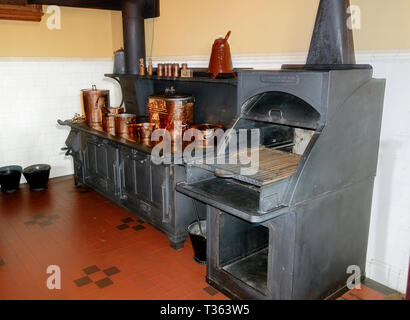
[
  {"x1": 81, "y1": 85, "x2": 110, "y2": 126},
  {"x1": 135, "y1": 123, "x2": 156, "y2": 140},
  {"x1": 190, "y1": 124, "x2": 226, "y2": 148},
  {"x1": 115, "y1": 113, "x2": 137, "y2": 139},
  {"x1": 102, "y1": 114, "x2": 116, "y2": 135},
  {"x1": 148, "y1": 87, "x2": 194, "y2": 138},
  {"x1": 127, "y1": 123, "x2": 138, "y2": 141},
  {"x1": 208, "y1": 31, "x2": 236, "y2": 79}
]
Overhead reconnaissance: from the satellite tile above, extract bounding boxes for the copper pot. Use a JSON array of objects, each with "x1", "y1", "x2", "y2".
[
  {"x1": 127, "y1": 124, "x2": 138, "y2": 141},
  {"x1": 190, "y1": 124, "x2": 226, "y2": 148},
  {"x1": 148, "y1": 87, "x2": 194, "y2": 140},
  {"x1": 81, "y1": 85, "x2": 110, "y2": 126},
  {"x1": 136, "y1": 123, "x2": 156, "y2": 140},
  {"x1": 115, "y1": 113, "x2": 137, "y2": 139},
  {"x1": 102, "y1": 114, "x2": 116, "y2": 135}
]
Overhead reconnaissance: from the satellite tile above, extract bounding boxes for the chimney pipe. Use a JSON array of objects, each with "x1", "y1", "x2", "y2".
[
  {"x1": 306, "y1": 0, "x2": 356, "y2": 65},
  {"x1": 122, "y1": 0, "x2": 146, "y2": 74}
]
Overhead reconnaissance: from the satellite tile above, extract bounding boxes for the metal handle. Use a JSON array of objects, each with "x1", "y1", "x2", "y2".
[
  {"x1": 269, "y1": 107, "x2": 283, "y2": 119},
  {"x1": 57, "y1": 119, "x2": 68, "y2": 126},
  {"x1": 214, "y1": 169, "x2": 234, "y2": 179},
  {"x1": 61, "y1": 147, "x2": 72, "y2": 156}
]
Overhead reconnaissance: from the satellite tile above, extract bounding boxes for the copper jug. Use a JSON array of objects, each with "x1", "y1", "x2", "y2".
[
  {"x1": 81, "y1": 85, "x2": 110, "y2": 127},
  {"x1": 208, "y1": 31, "x2": 236, "y2": 79}
]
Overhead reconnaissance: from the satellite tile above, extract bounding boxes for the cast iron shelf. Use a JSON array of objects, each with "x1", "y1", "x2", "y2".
[{"x1": 105, "y1": 73, "x2": 239, "y2": 86}]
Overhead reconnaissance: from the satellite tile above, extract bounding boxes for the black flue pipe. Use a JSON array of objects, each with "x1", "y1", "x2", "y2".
[{"x1": 122, "y1": 0, "x2": 146, "y2": 74}]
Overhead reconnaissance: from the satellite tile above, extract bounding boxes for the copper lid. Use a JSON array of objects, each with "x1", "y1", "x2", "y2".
[{"x1": 149, "y1": 86, "x2": 193, "y2": 101}]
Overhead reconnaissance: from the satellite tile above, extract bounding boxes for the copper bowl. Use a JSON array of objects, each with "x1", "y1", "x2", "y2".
[{"x1": 136, "y1": 123, "x2": 156, "y2": 140}]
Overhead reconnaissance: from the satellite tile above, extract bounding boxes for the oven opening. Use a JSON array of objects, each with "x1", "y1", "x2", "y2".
[{"x1": 218, "y1": 212, "x2": 269, "y2": 295}]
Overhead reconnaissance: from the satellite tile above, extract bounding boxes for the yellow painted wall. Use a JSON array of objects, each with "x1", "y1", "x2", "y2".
[
  {"x1": 1, "y1": 0, "x2": 409, "y2": 58},
  {"x1": 119, "y1": 0, "x2": 410, "y2": 57},
  {"x1": 0, "y1": 6, "x2": 116, "y2": 57}
]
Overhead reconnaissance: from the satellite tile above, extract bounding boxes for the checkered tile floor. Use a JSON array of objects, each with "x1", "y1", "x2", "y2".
[{"x1": 0, "y1": 177, "x2": 401, "y2": 300}]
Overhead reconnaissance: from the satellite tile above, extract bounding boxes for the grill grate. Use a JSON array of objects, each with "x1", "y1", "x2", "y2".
[{"x1": 197, "y1": 147, "x2": 301, "y2": 187}]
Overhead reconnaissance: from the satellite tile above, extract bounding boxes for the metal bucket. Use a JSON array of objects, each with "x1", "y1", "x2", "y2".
[
  {"x1": 188, "y1": 220, "x2": 207, "y2": 265},
  {"x1": 0, "y1": 165, "x2": 22, "y2": 193}
]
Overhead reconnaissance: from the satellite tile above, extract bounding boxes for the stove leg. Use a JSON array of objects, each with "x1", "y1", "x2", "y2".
[{"x1": 169, "y1": 237, "x2": 186, "y2": 250}]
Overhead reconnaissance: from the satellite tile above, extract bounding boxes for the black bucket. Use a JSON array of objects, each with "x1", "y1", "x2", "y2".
[
  {"x1": 188, "y1": 220, "x2": 207, "y2": 265},
  {"x1": 0, "y1": 166, "x2": 22, "y2": 193},
  {"x1": 23, "y1": 164, "x2": 51, "y2": 191}
]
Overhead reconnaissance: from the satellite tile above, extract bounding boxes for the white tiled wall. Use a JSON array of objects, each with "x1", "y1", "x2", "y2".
[
  {"x1": 0, "y1": 58, "x2": 122, "y2": 181},
  {"x1": 0, "y1": 53, "x2": 408, "y2": 293}
]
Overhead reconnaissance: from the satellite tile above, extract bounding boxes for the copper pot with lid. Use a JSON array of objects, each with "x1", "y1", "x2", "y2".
[
  {"x1": 148, "y1": 87, "x2": 194, "y2": 139},
  {"x1": 81, "y1": 85, "x2": 110, "y2": 127}
]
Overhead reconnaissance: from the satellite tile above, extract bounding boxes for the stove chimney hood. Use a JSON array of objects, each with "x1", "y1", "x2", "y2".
[{"x1": 283, "y1": 0, "x2": 371, "y2": 70}]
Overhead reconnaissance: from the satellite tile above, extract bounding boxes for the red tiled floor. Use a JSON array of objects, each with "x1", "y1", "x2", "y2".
[{"x1": 0, "y1": 177, "x2": 396, "y2": 300}]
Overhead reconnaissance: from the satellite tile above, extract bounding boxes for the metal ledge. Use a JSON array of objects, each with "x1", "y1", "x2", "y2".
[{"x1": 176, "y1": 179, "x2": 289, "y2": 224}]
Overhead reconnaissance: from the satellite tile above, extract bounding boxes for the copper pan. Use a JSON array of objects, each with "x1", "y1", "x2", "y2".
[{"x1": 115, "y1": 113, "x2": 137, "y2": 139}]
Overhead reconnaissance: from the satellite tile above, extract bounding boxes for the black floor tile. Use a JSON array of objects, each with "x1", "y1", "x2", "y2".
[
  {"x1": 39, "y1": 221, "x2": 53, "y2": 227},
  {"x1": 74, "y1": 276, "x2": 92, "y2": 287},
  {"x1": 133, "y1": 225, "x2": 145, "y2": 232},
  {"x1": 83, "y1": 265, "x2": 101, "y2": 275},
  {"x1": 203, "y1": 286, "x2": 219, "y2": 296},
  {"x1": 121, "y1": 217, "x2": 134, "y2": 223},
  {"x1": 116, "y1": 224, "x2": 130, "y2": 230},
  {"x1": 95, "y1": 277, "x2": 114, "y2": 289},
  {"x1": 103, "y1": 266, "x2": 120, "y2": 277}
]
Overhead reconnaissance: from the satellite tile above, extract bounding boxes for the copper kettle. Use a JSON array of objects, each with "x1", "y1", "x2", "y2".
[{"x1": 208, "y1": 31, "x2": 236, "y2": 79}]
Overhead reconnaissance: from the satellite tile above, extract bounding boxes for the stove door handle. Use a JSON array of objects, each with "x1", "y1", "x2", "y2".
[{"x1": 269, "y1": 107, "x2": 283, "y2": 119}]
